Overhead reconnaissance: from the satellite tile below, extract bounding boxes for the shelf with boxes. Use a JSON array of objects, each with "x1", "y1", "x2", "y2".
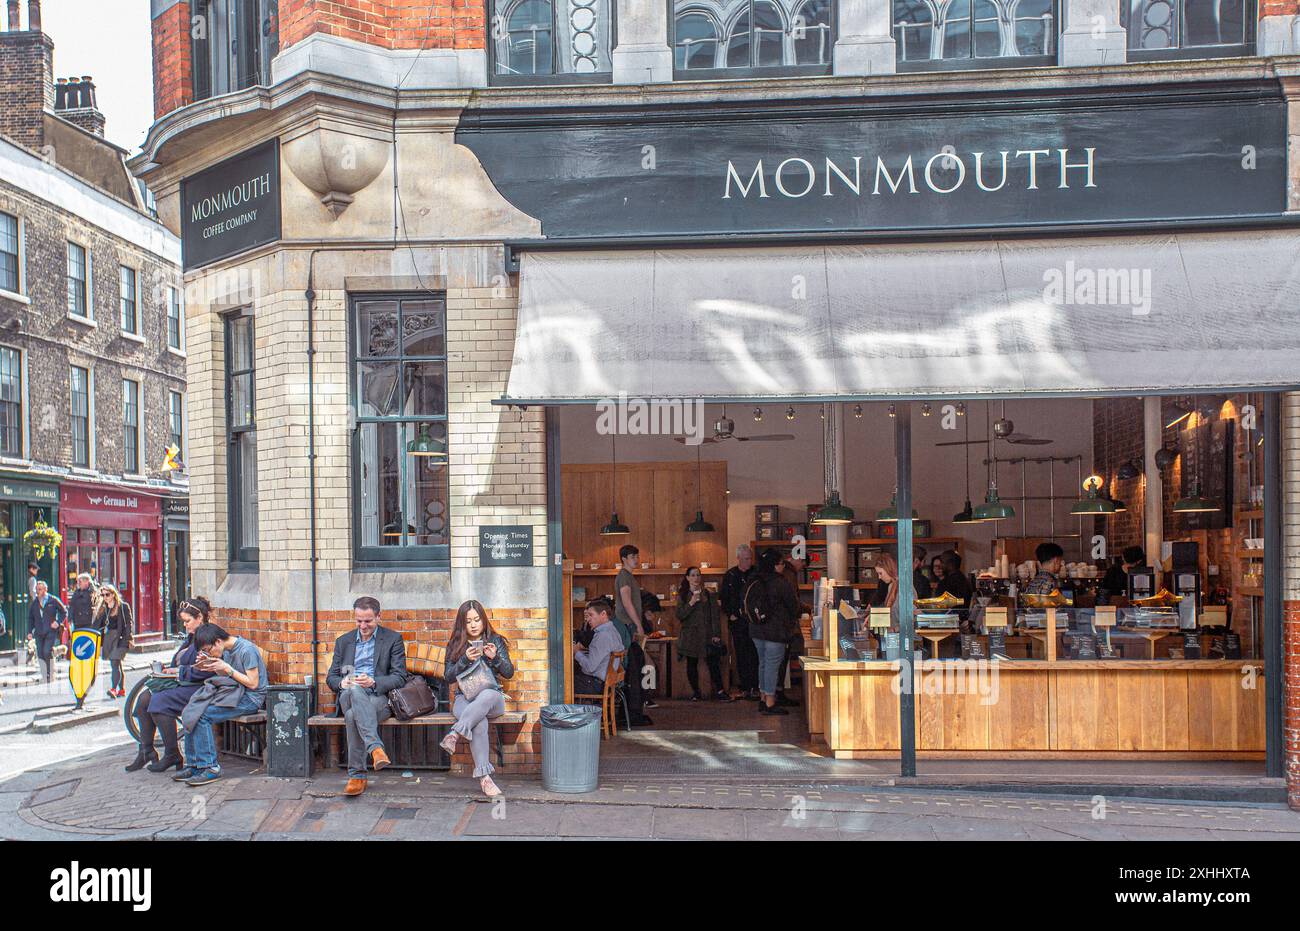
[{"x1": 751, "y1": 535, "x2": 963, "y2": 587}]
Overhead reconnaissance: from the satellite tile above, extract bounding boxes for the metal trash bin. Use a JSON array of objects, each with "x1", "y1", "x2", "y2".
[
  {"x1": 540, "y1": 703, "x2": 602, "y2": 793},
  {"x1": 265, "y1": 684, "x2": 313, "y2": 777}
]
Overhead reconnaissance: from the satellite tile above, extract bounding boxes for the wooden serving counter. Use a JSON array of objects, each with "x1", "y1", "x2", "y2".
[{"x1": 800, "y1": 657, "x2": 1265, "y2": 759}]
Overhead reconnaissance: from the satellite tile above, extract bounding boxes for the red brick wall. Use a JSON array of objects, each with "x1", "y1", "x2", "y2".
[
  {"x1": 1287, "y1": 600, "x2": 1299, "y2": 810},
  {"x1": 212, "y1": 606, "x2": 547, "y2": 774},
  {"x1": 0, "y1": 28, "x2": 52, "y2": 151},
  {"x1": 152, "y1": 1, "x2": 193, "y2": 119},
  {"x1": 1261, "y1": 0, "x2": 1300, "y2": 15},
  {"x1": 279, "y1": 0, "x2": 487, "y2": 52}
]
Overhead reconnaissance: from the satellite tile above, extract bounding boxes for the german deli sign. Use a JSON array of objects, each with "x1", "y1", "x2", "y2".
[
  {"x1": 455, "y1": 83, "x2": 1286, "y2": 238},
  {"x1": 180, "y1": 139, "x2": 282, "y2": 270}
]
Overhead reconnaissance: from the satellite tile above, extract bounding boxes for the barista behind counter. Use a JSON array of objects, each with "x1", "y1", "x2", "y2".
[{"x1": 1100, "y1": 546, "x2": 1147, "y2": 604}]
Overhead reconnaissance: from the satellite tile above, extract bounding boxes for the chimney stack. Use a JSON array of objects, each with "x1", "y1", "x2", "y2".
[
  {"x1": 6, "y1": 1, "x2": 18, "y2": 31},
  {"x1": 0, "y1": 0, "x2": 53, "y2": 151},
  {"x1": 54, "y1": 74, "x2": 106, "y2": 137},
  {"x1": 25, "y1": 0, "x2": 37, "y2": 32}
]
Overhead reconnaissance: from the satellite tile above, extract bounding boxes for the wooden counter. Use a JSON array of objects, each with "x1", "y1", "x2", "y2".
[{"x1": 799, "y1": 657, "x2": 1265, "y2": 759}]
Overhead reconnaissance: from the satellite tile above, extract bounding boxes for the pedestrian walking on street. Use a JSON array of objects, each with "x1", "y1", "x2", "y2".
[
  {"x1": 68, "y1": 573, "x2": 95, "y2": 630},
  {"x1": 27, "y1": 581, "x2": 65, "y2": 683},
  {"x1": 96, "y1": 585, "x2": 133, "y2": 698},
  {"x1": 128, "y1": 597, "x2": 217, "y2": 773}
]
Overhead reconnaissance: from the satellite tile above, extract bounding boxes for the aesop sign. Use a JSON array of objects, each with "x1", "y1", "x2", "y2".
[
  {"x1": 180, "y1": 140, "x2": 282, "y2": 270},
  {"x1": 456, "y1": 83, "x2": 1286, "y2": 239}
]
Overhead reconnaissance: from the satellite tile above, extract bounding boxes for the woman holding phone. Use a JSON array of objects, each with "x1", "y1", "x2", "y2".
[
  {"x1": 126, "y1": 596, "x2": 217, "y2": 773},
  {"x1": 441, "y1": 600, "x2": 514, "y2": 798},
  {"x1": 676, "y1": 567, "x2": 729, "y2": 701}
]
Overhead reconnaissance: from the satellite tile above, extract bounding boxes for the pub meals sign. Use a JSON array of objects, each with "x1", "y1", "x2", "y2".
[
  {"x1": 180, "y1": 140, "x2": 282, "y2": 270},
  {"x1": 454, "y1": 82, "x2": 1287, "y2": 238}
]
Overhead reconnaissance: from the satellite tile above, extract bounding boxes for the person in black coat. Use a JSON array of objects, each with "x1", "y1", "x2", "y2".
[
  {"x1": 95, "y1": 585, "x2": 134, "y2": 697},
  {"x1": 27, "y1": 580, "x2": 66, "y2": 682},
  {"x1": 67, "y1": 573, "x2": 96, "y2": 630}
]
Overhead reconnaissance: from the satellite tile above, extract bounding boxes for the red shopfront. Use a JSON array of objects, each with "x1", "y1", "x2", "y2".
[{"x1": 58, "y1": 482, "x2": 164, "y2": 641}]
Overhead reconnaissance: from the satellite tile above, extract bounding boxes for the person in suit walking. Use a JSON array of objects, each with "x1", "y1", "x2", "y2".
[
  {"x1": 28, "y1": 580, "x2": 66, "y2": 682},
  {"x1": 326, "y1": 596, "x2": 408, "y2": 798}
]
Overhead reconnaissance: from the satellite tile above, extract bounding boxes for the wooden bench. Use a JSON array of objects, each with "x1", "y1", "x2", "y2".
[{"x1": 219, "y1": 641, "x2": 529, "y2": 771}]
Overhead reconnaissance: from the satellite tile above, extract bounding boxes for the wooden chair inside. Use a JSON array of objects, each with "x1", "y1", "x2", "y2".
[{"x1": 574, "y1": 650, "x2": 625, "y2": 739}]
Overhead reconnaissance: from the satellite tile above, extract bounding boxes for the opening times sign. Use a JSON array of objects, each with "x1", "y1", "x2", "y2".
[{"x1": 180, "y1": 139, "x2": 282, "y2": 270}]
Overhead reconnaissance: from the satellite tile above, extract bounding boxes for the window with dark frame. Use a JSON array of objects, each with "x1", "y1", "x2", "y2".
[
  {"x1": 488, "y1": 0, "x2": 613, "y2": 82},
  {"x1": 122, "y1": 379, "x2": 140, "y2": 474},
  {"x1": 119, "y1": 266, "x2": 138, "y2": 335},
  {"x1": 0, "y1": 346, "x2": 21, "y2": 458},
  {"x1": 167, "y1": 287, "x2": 183, "y2": 350},
  {"x1": 0, "y1": 212, "x2": 18, "y2": 295},
  {"x1": 892, "y1": 0, "x2": 1056, "y2": 69},
  {"x1": 70, "y1": 365, "x2": 90, "y2": 468},
  {"x1": 225, "y1": 310, "x2": 258, "y2": 567},
  {"x1": 1122, "y1": 0, "x2": 1252, "y2": 58},
  {"x1": 190, "y1": 0, "x2": 280, "y2": 102},
  {"x1": 351, "y1": 294, "x2": 450, "y2": 566},
  {"x1": 67, "y1": 242, "x2": 88, "y2": 318},
  {"x1": 169, "y1": 391, "x2": 185, "y2": 461},
  {"x1": 672, "y1": 0, "x2": 834, "y2": 75}
]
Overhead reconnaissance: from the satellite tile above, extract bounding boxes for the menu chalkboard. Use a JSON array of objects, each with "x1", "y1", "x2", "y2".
[
  {"x1": 479, "y1": 525, "x2": 534, "y2": 567},
  {"x1": 1224, "y1": 633, "x2": 1242, "y2": 659},
  {"x1": 987, "y1": 628, "x2": 1008, "y2": 658},
  {"x1": 1070, "y1": 635, "x2": 1098, "y2": 660},
  {"x1": 1097, "y1": 637, "x2": 1119, "y2": 659},
  {"x1": 960, "y1": 635, "x2": 987, "y2": 660},
  {"x1": 1180, "y1": 418, "x2": 1235, "y2": 531},
  {"x1": 1181, "y1": 631, "x2": 1203, "y2": 659},
  {"x1": 882, "y1": 632, "x2": 903, "y2": 662}
]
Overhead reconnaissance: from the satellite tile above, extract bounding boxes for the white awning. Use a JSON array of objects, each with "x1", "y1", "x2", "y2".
[{"x1": 504, "y1": 231, "x2": 1300, "y2": 402}]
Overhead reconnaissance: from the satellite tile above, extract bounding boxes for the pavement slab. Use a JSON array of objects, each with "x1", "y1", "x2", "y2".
[
  {"x1": 460, "y1": 800, "x2": 563, "y2": 837},
  {"x1": 556, "y1": 802, "x2": 655, "y2": 839}
]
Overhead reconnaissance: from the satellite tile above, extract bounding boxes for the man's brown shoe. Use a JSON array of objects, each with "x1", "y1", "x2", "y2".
[
  {"x1": 370, "y1": 747, "x2": 391, "y2": 770},
  {"x1": 344, "y1": 778, "x2": 367, "y2": 797}
]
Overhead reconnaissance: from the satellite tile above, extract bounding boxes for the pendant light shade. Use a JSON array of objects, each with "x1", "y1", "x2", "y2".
[
  {"x1": 952, "y1": 500, "x2": 976, "y2": 524},
  {"x1": 406, "y1": 423, "x2": 447, "y2": 460},
  {"x1": 1071, "y1": 474, "x2": 1117, "y2": 515},
  {"x1": 876, "y1": 491, "x2": 917, "y2": 523},
  {"x1": 685, "y1": 444, "x2": 716, "y2": 533},
  {"x1": 601, "y1": 434, "x2": 631, "y2": 535},
  {"x1": 812, "y1": 490, "x2": 854, "y2": 526},
  {"x1": 972, "y1": 401, "x2": 1015, "y2": 521},
  {"x1": 600, "y1": 513, "x2": 631, "y2": 535},
  {"x1": 1174, "y1": 481, "x2": 1220, "y2": 513},
  {"x1": 952, "y1": 404, "x2": 976, "y2": 523}
]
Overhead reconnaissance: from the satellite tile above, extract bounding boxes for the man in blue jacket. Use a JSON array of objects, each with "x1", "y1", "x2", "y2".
[{"x1": 28, "y1": 580, "x2": 66, "y2": 682}]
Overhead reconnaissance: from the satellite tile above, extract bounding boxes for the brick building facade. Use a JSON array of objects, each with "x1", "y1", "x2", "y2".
[
  {"x1": 137, "y1": 0, "x2": 1300, "y2": 793},
  {"x1": 1, "y1": 0, "x2": 186, "y2": 644}
]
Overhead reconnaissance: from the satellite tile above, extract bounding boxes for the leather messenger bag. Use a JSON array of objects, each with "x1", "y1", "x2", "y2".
[{"x1": 387, "y1": 675, "x2": 438, "y2": 721}]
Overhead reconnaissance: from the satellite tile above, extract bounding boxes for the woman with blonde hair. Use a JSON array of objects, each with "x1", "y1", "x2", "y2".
[
  {"x1": 95, "y1": 585, "x2": 133, "y2": 698},
  {"x1": 870, "y1": 552, "x2": 900, "y2": 609}
]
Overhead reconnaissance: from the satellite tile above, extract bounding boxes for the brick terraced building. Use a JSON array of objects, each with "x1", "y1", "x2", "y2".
[{"x1": 136, "y1": 0, "x2": 1299, "y2": 798}]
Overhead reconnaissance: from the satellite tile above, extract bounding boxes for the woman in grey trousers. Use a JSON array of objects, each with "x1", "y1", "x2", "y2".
[{"x1": 441, "y1": 600, "x2": 514, "y2": 798}]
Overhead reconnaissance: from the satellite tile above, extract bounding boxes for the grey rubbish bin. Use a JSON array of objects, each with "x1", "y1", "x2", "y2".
[{"x1": 540, "y1": 704, "x2": 602, "y2": 793}]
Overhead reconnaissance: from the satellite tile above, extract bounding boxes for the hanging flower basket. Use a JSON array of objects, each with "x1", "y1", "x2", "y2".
[{"x1": 23, "y1": 520, "x2": 62, "y2": 561}]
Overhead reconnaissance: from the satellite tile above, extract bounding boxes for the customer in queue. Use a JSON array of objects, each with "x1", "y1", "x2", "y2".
[
  {"x1": 721, "y1": 545, "x2": 760, "y2": 700},
  {"x1": 676, "y1": 567, "x2": 729, "y2": 702},
  {"x1": 745, "y1": 549, "x2": 801, "y2": 716}
]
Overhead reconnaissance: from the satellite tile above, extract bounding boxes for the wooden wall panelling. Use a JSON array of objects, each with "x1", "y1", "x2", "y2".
[
  {"x1": 1113, "y1": 670, "x2": 1189, "y2": 751},
  {"x1": 988, "y1": 673, "x2": 1050, "y2": 750},
  {"x1": 1053, "y1": 671, "x2": 1120, "y2": 750}
]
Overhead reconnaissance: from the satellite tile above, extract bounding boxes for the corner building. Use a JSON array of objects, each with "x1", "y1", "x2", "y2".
[{"x1": 138, "y1": 0, "x2": 1300, "y2": 792}]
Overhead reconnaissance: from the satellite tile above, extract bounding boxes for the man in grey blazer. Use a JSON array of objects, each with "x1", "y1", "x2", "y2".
[{"x1": 326, "y1": 596, "x2": 407, "y2": 797}]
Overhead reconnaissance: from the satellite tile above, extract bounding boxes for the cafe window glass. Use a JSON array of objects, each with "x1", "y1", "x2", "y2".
[
  {"x1": 122, "y1": 379, "x2": 140, "y2": 475},
  {"x1": 488, "y1": 0, "x2": 614, "y2": 84},
  {"x1": 67, "y1": 242, "x2": 89, "y2": 319},
  {"x1": 673, "y1": 0, "x2": 834, "y2": 76},
  {"x1": 119, "y1": 266, "x2": 138, "y2": 335},
  {"x1": 893, "y1": 0, "x2": 1056, "y2": 69},
  {"x1": 70, "y1": 365, "x2": 91, "y2": 468},
  {"x1": 0, "y1": 212, "x2": 19, "y2": 295},
  {"x1": 169, "y1": 391, "x2": 185, "y2": 461},
  {"x1": 190, "y1": 0, "x2": 279, "y2": 102},
  {"x1": 351, "y1": 294, "x2": 450, "y2": 567},
  {"x1": 167, "y1": 287, "x2": 183, "y2": 350},
  {"x1": 0, "y1": 346, "x2": 21, "y2": 457},
  {"x1": 225, "y1": 309, "x2": 258, "y2": 567},
  {"x1": 1122, "y1": 0, "x2": 1252, "y2": 59}
]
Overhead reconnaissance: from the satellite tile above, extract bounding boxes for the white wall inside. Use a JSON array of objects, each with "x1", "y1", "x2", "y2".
[{"x1": 558, "y1": 399, "x2": 1096, "y2": 570}]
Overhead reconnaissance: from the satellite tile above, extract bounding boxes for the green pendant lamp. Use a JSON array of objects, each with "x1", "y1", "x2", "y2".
[
  {"x1": 407, "y1": 423, "x2": 447, "y2": 460},
  {"x1": 952, "y1": 404, "x2": 977, "y2": 524},
  {"x1": 813, "y1": 490, "x2": 854, "y2": 525},
  {"x1": 685, "y1": 444, "x2": 715, "y2": 533},
  {"x1": 972, "y1": 401, "x2": 1015, "y2": 522},
  {"x1": 600, "y1": 434, "x2": 631, "y2": 535},
  {"x1": 1071, "y1": 474, "x2": 1117, "y2": 515},
  {"x1": 876, "y1": 490, "x2": 917, "y2": 523},
  {"x1": 1173, "y1": 481, "x2": 1220, "y2": 513}
]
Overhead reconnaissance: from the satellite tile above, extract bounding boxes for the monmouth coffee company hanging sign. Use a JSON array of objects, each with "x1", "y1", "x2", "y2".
[
  {"x1": 180, "y1": 139, "x2": 282, "y2": 270},
  {"x1": 455, "y1": 83, "x2": 1288, "y2": 239}
]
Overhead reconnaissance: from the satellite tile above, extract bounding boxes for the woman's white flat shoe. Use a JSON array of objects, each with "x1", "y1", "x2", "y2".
[{"x1": 480, "y1": 776, "x2": 502, "y2": 798}]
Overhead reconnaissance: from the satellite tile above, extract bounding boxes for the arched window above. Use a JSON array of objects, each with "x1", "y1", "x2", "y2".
[
  {"x1": 673, "y1": 0, "x2": 836, "y2": 77},
  {"x1": 1122, "y1": 0, "x2": 1253, "y2": 59},
  {"x1": 489, "y1": 0, "x2": 614, "y2": 84},
  {"x1": 893, "y1": 0, "x2": 1056, "y2": 69}
]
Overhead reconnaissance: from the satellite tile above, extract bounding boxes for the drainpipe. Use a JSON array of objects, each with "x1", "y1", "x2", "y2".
[
  {"x1": 305, "y1": 250, "x2": 321, "y2": 711},
  {"x1": 1143, "y1": 396, "x2": 1163, "y2": 577}
]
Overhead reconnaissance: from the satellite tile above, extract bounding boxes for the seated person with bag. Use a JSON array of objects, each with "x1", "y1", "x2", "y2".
[
  {"x1": 440, "y1": 600, "x2": 514, "y2": 799},
  {"x1": 327, "y1": 596, "x2": 408, "y2": 798},
  {"x1": 178, "y1": 624, "x2": 269, "y2": 787}
]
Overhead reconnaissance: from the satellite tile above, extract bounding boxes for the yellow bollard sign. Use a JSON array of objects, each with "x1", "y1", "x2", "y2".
[{"x1": 67, "y1": 628, "x2": 101, "y2": 709}]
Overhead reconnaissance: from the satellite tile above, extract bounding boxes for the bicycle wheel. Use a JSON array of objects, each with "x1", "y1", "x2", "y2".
[{"x1": 122, "y1": 678, "x2": 147, "y2": 743}]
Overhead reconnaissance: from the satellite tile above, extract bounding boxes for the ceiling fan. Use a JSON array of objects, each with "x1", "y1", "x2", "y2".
[
  {"x1": 674, "y1": 406, "x2": 795, "y2": 444},
  {"x1": 935, "y1": 401, "x2": 1053, "y2": 447}
]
